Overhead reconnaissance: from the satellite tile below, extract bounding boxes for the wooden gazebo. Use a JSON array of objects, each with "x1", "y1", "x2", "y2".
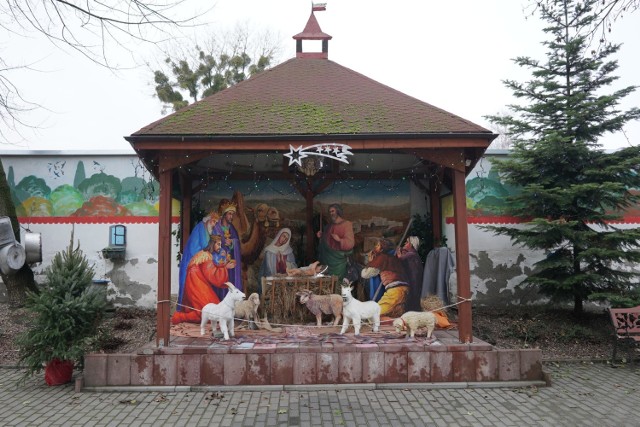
[{"x1": 125, "y1": 9, "x2": 496, "y2": 348}]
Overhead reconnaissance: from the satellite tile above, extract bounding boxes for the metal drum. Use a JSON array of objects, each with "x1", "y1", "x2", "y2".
[
  {"x1": 0, "y1": 216, "x2": 15, "y2": 247},
  {"x1": 23, "y1": 231, "x2": 42, "y2": 264},
  {"x1": 0, "y1": 242, "x2": 26, "y2": 275}
]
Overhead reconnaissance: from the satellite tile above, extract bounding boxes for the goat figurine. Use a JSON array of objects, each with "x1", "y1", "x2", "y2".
[
  {"x1": 296, "y1": 289, "x2": 343, "y2": 326},
  {"x1": 339, "y1": 282, "x2": 380, "y2": 335},
  {"x1": 200, "y1": 282, "x2": 246, "y2": 340}
]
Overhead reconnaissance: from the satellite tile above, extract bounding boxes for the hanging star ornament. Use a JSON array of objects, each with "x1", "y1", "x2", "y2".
[
  {"x1": 284, "y1": 145, "x2": 305, "y2": 166},
  {"x1": 284, "y1": 143, "x2": 353, "y2": 167}
]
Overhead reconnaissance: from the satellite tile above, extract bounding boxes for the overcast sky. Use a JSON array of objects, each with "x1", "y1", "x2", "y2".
[{"x1": 2, "y1": 0, "x2": 639, "y2": 152}]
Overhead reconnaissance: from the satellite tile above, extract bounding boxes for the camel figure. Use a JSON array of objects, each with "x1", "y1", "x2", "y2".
[{"x1": 230, "y1": 190, "x2": 281, "y2": 271}]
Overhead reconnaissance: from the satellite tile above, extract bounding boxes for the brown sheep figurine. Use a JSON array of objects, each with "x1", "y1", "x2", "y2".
[{"x1": 296, "y1": 289, "x2": 343, "y2": 326}]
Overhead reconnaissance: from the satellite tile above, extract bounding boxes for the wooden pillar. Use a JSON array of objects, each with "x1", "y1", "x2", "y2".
[
  {"x1": 452, "y1": 169, "x2": 472, "y2": 343},
  {"x1": 429, "y1": 176, "x2": 442, "y2": 246},
  {"x1": 180, "y1": 175, "x2": 193, "y2": 252},
  {"x1": 157, "y1": 165, "x2": 173, "y2": 347}
]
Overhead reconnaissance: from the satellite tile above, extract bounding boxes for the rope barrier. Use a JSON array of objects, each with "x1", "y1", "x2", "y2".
[{"x1": 155, "y1": 295, "x2": 473, "y2": 329}]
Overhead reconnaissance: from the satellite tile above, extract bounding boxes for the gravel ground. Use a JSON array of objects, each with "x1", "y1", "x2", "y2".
[
  {"x1": 0, "y1": 305, "x2": 156, "y2": 366},
  {"x1": 0, "y1": 302, "x2": 616, "y2": 366}
]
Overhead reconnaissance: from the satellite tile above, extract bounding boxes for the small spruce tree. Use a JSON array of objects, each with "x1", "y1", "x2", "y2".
[
  {"x1": 17, "y1": 233, "x2": 106, "y2": 381},
  {"x1": 484, "y1": 0, "x2": 640, "y2": 314}
]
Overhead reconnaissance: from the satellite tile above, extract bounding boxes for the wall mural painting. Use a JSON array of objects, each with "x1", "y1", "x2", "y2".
[
  {"x1": 6, "y1": 159, "x2": 180, "y2": 219},
  {"x1": 172, "y1": 178, "x2": 412, "y2": 323},
  {"x1": 463, "y1": 158, "x2": 519, "y2": 218},
  {"x1": 460, "y1": 157, "x2": 640, "y2": 221}
]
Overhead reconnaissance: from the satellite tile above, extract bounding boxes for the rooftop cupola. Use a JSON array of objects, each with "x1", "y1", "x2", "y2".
[{"x1": 293, "y1": 3, "x2": 332, "y2": 59}]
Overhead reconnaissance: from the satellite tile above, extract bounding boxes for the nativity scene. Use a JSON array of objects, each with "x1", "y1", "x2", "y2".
[
  {"x1": 80, "y1": 5, "x2": 545, "y2": 388},
  {"x1": 171, "y1": 184, "x2": 454, "y2": 338}
]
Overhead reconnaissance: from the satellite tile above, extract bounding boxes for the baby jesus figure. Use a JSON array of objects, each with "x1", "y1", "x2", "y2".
[{"x1": 286, "y1": 261, "x2": 327, "y2": 277}]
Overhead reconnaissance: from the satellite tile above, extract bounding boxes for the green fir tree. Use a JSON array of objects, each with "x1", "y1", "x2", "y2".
[
  {"x1": 16, "y1": 233, "x2": 106, "y2": 382},
  {"x1": 484, "y1": 0, "x2": 640, "y2": 314}
]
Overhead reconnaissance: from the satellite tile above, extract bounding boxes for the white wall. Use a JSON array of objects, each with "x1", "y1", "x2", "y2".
[
  {"x1": 1, "y1": 151, "x2": 180, "y2": 308},
  {"x1": 4, "y1": 150, "x2": 638, "y2": 308}
]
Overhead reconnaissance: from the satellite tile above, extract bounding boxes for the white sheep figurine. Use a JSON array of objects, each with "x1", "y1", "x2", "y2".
[
  {"x1": 234, "y1": 292, "x2": 261, "y2": 330},
  {"x1": 296, "y1": 289, "x2": 343, "y2": 326},
  {"x1": 339, "y1": 283, "x2": 380, "y2": 335},
  {"x1": 393, "y1": 311, "x2": 436, "y2": 339},
  {"x1": 200, "y1": 282, "x2": 246, "y2": 340}
]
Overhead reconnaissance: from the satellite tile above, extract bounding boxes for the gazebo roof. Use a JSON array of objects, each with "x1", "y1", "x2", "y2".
[{"x1": 130, "y1": 57, "x2": 491, "y2": 139}]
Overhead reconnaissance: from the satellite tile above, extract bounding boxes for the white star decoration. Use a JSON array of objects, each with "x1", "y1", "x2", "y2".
[
  {"x1": 284, "y1": 145, "x2": 305, "y2": 166},
  {"x1": 284, "y1": 143, "x2": 353, "y2": 167}
]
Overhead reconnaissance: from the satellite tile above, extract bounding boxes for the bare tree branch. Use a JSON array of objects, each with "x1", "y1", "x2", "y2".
[
  {"x1": 2, "y1": 0, "x2": 208, "y2": 68},
  {"x1": 529, "y1": 0, "x2": 640, "y2": 45},
  {"x1": 0, "y1": 0, "x2": 208, "y2": 144}
]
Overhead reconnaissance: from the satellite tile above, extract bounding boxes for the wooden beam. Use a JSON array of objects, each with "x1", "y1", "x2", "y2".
[
  {"x1": 132, "y1": 138, "x2": 492, "y2": 152},
  {"x1": 413, "y1": 148, "x2": 466, "y2": 172},
  {"x1": 452, "y1": 169, "x2": 472, "y2": 343},
  {"x1": 156, "y1": 163, "x2": 173, "y2": 347},
  {"x1": 193, "y1": 169, "x2": 420, "y2": 184},
  {"x1": 158, "y1": 152, "x2": 211, "y2": 173}
]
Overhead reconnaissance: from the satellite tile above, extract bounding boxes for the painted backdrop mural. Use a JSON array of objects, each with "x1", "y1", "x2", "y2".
[
  {"x1": 174, "y1": 179, "x2": 412, "y2": 312},
  {"x1": 6, "y1": 158, "x2": 180, "y2": 218}
]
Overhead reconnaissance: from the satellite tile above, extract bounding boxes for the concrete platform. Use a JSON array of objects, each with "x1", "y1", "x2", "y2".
[{"x1": 82, "y1": 326, "x2": 543, "y2": 388}]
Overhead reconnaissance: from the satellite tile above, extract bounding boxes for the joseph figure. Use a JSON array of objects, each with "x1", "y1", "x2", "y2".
[{"x1": 317, "y1": 203, "x2": 355, "y2": 282}]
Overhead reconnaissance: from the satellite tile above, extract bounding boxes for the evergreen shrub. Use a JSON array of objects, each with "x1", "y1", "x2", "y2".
[{"x1": 16, "y1": 234, "x2": 106, "y2": 382}]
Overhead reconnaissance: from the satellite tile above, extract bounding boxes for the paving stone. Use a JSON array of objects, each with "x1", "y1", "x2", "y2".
[{"x1": 1, "y1": 363, "x2": 639, "y2": 426}]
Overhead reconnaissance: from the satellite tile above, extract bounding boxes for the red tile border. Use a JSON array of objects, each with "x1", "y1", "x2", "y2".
[
  {"x1": 339, "y1": 353, "x2": 363, "y2": 383},
  {"x1": 430, "y1": 352, "x2": 453, "y2": 382},
  {"x1": 475, "y1": 351, "x2": 499, "y2": 382},
  {"x1": 317, "y1": 353, "x2": 339, "y2": 384},
  {"x1": 177, "y1": 354, "x2": 201, "y2": 386},
  {"x1": 276, "y1": 343, "x2": 300, "y2": 353},
  {"x1": 293, "y1": 353, "x2": 317, "y2": 385},
  {"x1": 362, "y1": 352, "x2": 385, "y2": 383},
  {"x1": 498, "y1": 349, "x2": 521, "y2": 381},
  {"x1": 107, "y1": 355, "x2": 131, "y2": 386},
  {"x1": 452, "y1": 351, "x2": 476, "y2": 382},
  {"x1": 271, "y1": 353, "x2": 294, "y2": 385},
  {"x1": 83, "y1": 354, "x2": 107, "y2": 387},
  {"x1": 130, "y1": 355, "x2": 153, "y2": 386},
  {"x1": 153, "y1": 355, "x2": 177, "y2": 385},
  {"x1": 520, "y1": 349, "x2": 543, "y2": 381},
  {"x1": 223, "y1": 353, "x2": 247, "y2": 385},
  {"x1": 408, "y1": 352, "x2": 430, "y2": 382},
  {"x1": 252, "y1": 344, "x2": 278, "y2": 354},
  {"x1": 384, "y1": 352, "x2": 408, "y2": 383},
  {"x1": 246, "y1": 354, "x2": 271, "y2": 385},
  {"x1": 201, "y1": 354, "x2": 224, "y2": 385},
  {"x1": 82, "y1": 342, "x2": 544, "y2": 387}
]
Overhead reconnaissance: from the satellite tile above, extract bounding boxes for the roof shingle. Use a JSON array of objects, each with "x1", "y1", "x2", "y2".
[{"x1": 133, "y1": 58, "x2": 489, "y2": 137}]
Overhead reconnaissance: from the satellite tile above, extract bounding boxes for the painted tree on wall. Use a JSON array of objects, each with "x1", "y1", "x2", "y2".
[{"x1": 484, "y1": 0, "x2": 640, "y2": 314}]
